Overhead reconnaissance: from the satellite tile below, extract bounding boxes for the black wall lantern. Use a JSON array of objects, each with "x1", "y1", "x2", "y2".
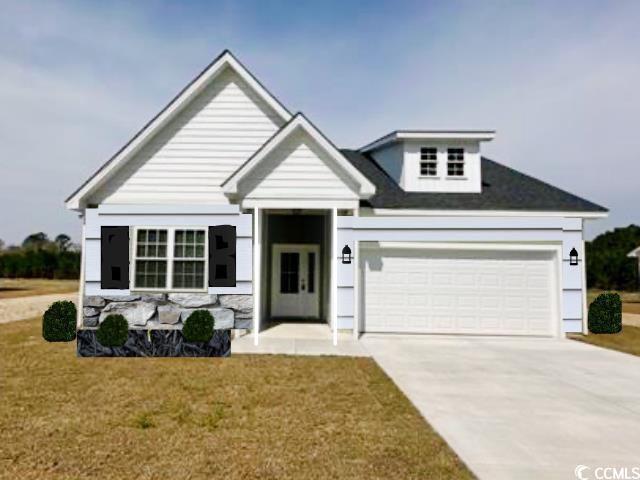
[
  {"x1": 569, "y1": 247, "x2": 579, "y2": 266},
  {"x1": 341, "y1": 244, "x2": 352, "y2": 264}
]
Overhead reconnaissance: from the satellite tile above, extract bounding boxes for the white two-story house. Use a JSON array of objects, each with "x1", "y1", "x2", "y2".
[{"x1": 66, "y1": 50, "x2": 607, "y2": 348}]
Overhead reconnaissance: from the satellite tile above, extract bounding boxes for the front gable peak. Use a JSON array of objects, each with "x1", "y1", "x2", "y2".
[
  {"x1": 222, "y1": 113, "x2": 376, "y2": 205},
  {"x1": 65, "y1": 50, "x2": 292, "y2": 210}
]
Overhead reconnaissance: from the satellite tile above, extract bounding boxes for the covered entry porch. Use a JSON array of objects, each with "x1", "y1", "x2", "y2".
[{"x1": 251, "y1": 208, "x2": 341, "y2": 346}]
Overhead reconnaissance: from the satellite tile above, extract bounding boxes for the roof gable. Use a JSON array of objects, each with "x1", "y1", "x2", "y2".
[
  {"x1": 222, "y1": 114, "x2": 375, "y2": 199},
  {"x1": 66, "y1": 50, "x2": 291, "y2": 210}
]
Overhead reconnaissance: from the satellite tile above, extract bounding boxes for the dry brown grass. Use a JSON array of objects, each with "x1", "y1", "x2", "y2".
[
  {"x1": 0, "y1": 318, "x2": 472, "y2": 480},
  {"x1": 569, "y1": 325, "x2": 640, "y2": 357},
  {"x1": 588, "y1": 289, "x2": 640, "y2": 315},
  {"x1": 0, "y1": 278, "x2": 78, "y2": 299}
]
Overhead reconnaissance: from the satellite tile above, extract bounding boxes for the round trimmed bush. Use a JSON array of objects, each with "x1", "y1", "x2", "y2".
[
  {"x1": 96, "y1": 314, "x2": 129, "y2": 347},
  {"x1": 42, "y1": 300, "x2": 77, "y2": 342},
  {"x1": 182, "y1": 310, "x2": 214, "y2": 343},
  {"x1": 588, "y1": 292, "x2": 622, "y2": 334}
]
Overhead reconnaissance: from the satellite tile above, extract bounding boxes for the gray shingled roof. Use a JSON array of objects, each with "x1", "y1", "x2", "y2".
[{"x1": 341, "y1": 149, "x2": 607, "y2": 212}]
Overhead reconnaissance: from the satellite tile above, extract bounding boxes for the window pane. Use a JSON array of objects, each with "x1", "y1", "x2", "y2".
[
  {"x1": 136, "y1": 229, "x2": 168, "y2": 258},
  {"x1": 280, "y1": 252, "x2": 299, "y2": 294},
  {"x1": 135, "y1": 260, "x2": 167, "y2": 289},
  {"x1": 308, "y1": 252, "x2": 315, "y2": 293},
  {"x1": 186, "y1": 231, "x2": 194, "y2": 243},
  {"x1": 196, "y1": 231, "x2": 205, "y2": 243},
  {"x1": 172, "y1": 261, "x2": 205, "y2": 289},
  {"x1": 185, "y1": 245, "x2": 194, "y2": 257},
  {"x1": 175, "y1": 230, "x2": 185, "y2": 243},
  {"x1": 196, "y1": 245, "x2": 204, "y2": 258}
]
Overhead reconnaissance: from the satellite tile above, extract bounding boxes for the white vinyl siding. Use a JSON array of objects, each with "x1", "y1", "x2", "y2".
[
  {"x1": 83, "y1": 205, "x2": 253, "y2": 296},
  {"x1": 336, "y1": 215, "x2": 586, "y2": 334},
  {"x1": 90, "y1": 67, "x2": 284, "y2": 205},
  {"x1": 240, "y1": 129, "x2": 359, "y2": 200}
]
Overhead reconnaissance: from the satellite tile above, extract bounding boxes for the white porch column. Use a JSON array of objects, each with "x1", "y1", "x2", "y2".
[
  {"x1": 253, "y1": 207, "x2": 261, "y2": 346},
  {"x1": 581, "y1": 238, "x2": 588, "y2": 335},
  {"x1": 331, "y1": 208, "x2": 338, "y2": 346},
  {"x1": 353, "y1": 210, "x2": 359, "y2": 341}
]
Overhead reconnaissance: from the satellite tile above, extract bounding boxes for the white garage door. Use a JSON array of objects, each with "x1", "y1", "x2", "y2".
[{"x1": 362, "y1": 247, "x2": 558, "y2": 336}]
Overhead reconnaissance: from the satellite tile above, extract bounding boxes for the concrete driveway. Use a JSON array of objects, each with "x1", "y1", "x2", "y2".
[{"x1": 362, "y1": 335, "x2": 640, "y2": 480}]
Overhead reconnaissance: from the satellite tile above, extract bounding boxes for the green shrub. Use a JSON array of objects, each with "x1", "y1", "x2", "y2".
[
  {"x1": 96, "y1": 314, "x2": 129, "y2": 347},
  {"x1": 183, "y1": 310, "x2": 214, "y2": 342},
  {"x1": 42, "y1": 300, "x2": 77, "y2": 342},
  {"x1": 588, "y1": 292, "x2": 622, "y2": 334}
]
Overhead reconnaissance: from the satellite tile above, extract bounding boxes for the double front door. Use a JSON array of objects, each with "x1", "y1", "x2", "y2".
[{"x1": 271, "y1": 244, "x2": 320, "y2": 318}]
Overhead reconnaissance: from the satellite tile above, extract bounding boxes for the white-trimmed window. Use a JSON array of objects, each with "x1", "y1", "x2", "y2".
[
  {"x1": 447, "y1": 148, "x2": 465, "y2": 176},
  {"x1": 132, "y1": 227, "x2": 207, "y2": 291},
  {"x1": 420, "y1": 147, "x2": 438, "y2": 176}
]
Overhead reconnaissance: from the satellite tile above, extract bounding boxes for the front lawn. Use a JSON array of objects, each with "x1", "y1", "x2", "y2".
[
  {"x1": 0, "y1": 318, "x2": 471, "y2": 480},
  {"x1": 0, "y1": 278, "x2": 78, "y2": 299},
  {"x1": 569, "y1": 325, "x2": 640, "y2": 357}
]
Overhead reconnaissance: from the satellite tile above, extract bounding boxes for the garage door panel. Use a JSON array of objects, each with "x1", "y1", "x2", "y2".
[{"x1": 363, "y1": 247, "x2": 557, "y2": 336}]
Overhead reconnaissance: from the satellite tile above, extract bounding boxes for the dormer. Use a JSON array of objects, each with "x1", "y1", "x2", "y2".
[{"x1": 360, "y1": 130, "x2": 495, "y2": 193}]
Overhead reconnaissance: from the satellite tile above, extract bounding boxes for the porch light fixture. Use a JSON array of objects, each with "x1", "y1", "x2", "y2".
[
  {"x1": 341, "y1": 245, "x2": 352, "y2": 264},
  {"x1": 569, "y1": 247, "x2": 579, "y2": 266}
]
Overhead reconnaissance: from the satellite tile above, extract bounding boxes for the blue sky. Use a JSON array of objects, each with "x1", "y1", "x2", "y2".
[{"x1": 1, "y1": 0, "x2": 638, "y2": 245}]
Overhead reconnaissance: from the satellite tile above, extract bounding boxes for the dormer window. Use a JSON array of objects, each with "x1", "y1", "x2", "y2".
[
  {"x1": 420, "y1": 147, "x2": 438, "y2": 176},
  {"x1": 447, "y1": 148, "x2": 465, "y2": 176}
]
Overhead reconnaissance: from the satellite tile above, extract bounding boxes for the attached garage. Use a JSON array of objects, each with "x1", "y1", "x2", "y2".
[{"x1": 361, "y1": 244, "x2": 561, "y2": 336}]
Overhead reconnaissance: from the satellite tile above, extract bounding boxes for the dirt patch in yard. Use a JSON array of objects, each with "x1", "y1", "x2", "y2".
[
  {"x1": 0, "y1": 318, "x2": 472, "y2": 480},
  {"x1": 0, "y1": 278, "x2": 78, "y2": 299}
]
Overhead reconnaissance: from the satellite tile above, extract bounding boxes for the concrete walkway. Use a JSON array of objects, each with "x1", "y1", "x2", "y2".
[
  {"x1": 232, "y1": 322, "x2": 369, "y2": 356},
  {"x1": 0, "y1": 292, "x2": 78, "y2": 324},
  {"x1": 362, "y1": 335, "x2": 640, "y2": 480}
]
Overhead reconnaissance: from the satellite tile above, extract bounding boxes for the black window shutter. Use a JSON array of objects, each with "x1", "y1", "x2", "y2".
[
  {"x1": 209, "y1": 225, "x2": 236, "y2": 287},
  {"x1": 101, "y1": 226, "x2": 129, "y2": 289}
]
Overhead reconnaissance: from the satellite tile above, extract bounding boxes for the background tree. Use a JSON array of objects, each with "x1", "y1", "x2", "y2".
[
  {"x1": 586, "y1": 224, "x2": 640, "y2": 291},
  {"x1": 54, "y1": 234, "x2": 72, "y2": 252},
  {"x1": 0, "y1": 232, "x2": 80, "y2": 279},
  {"x1": 22, "y1": 232, "x2": 50, "y2": 250},
  {"x1": 0, "y1": 238, "x2": 4, "y2": 251}
]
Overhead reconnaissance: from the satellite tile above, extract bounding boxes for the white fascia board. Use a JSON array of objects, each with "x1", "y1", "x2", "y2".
[
  {"x1": 360, "y1": 130, "x2": 496, "y2": 152},
  {"x1": 65, "y1": 50, "x2": 292, "y2": 211},
  {"x1": 222, "y1": 113, "x2": 376, "y2": 198},
  {"x1": 364, "y1": 208, "x2": 608, "y2": 219},
  {"x1": 628, "y1": 246, "x2": 640, "y2": 258}
]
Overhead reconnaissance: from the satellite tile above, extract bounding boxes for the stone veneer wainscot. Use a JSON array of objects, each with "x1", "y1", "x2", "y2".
[{"x1": 82, "y1": 293, "x2": 253, "y2": 330}]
